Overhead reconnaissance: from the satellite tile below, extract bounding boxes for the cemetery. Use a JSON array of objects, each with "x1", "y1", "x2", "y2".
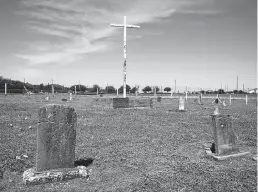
[
  {"x1": 0, "y1": 3, "x2": 256, "y2": 191},
  {"x1": 0, "y1": 93, "x2": 257, "y2": 191}
]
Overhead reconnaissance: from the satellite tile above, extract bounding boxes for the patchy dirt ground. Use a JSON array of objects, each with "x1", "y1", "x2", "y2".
[{"x1": 0, "y1": 94, "x2": 257, "y2": 191}]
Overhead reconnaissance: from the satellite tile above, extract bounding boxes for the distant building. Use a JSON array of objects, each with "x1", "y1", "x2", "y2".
[{"x1": 248, "y1": 88, "x2": 257, "y2": 94}]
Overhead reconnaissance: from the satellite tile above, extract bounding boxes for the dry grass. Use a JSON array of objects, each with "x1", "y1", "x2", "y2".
[{"x1": 0, "y1": 94, "x2": 257, "y2": 191}]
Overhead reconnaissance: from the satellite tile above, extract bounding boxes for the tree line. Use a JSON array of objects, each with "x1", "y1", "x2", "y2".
[{"x1": 0, "y1": 76, "x2": 251, "y2": 94}]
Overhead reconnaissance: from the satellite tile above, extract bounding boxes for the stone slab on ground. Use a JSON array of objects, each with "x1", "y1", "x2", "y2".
[
  {"x1": 113, "y1": 97, "x2": 129, "y2": 108},
  {"x1": 23, "y1": 166, "x2": 90, "y2": 185},
  {"x1": 205, "y1": 149, "x2": 250, "y2": 161}
]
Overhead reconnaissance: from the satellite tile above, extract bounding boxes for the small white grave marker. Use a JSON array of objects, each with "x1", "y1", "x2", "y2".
[
  {"x1": 222, "y1": 100, "x2": 227, "y2": 107},
  {"x1": 178, "y1": 97, "x2": 185, "y2": 111},
  {"x1": 5, "y1": 83, "x2": 7, "y2": 96},
  {"x1": 70, "y1": 93, "x2": 73, "y2": 100},
  {"x1": 214, "y1": 106, "x2": 219, "y2": 115}
]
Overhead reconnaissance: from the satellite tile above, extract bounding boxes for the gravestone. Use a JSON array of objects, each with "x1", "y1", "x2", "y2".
[
  {"x1": 69, "y1": 93, "x2": 73, "y2": 100},
  {"x1": 178, "y1": 97, "x2": 185, "y2": 111},
  {"x1": 213, "y1": 107, "x2": 219, "y2": 115},
  {"x1": 113, "y1": 98, "x2": 129, "y2": 108},
  {"x1": 37, "y1": 105, "x2": 76, "y2": 171},
  {"x1": 23, "y1": 104, "x2": 89, "y2": 185},
  {"x1": 157, "y1": 97, "x2": 161, "y2": 102},
  {"x1": 206, "y1": 114, "x2": 249, "y2": 160}
]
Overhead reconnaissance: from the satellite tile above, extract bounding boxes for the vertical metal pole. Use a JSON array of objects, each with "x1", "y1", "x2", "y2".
[
  {"x1": 79, "y1": 80, "x2": 81, "y2": 96},
  {"x1": 123, "y1": 16, "x2": 127, "y2": 98},
  {"x1": 237, "y1": 76, "x2": 239, "y2": 91},
  {"x1": 185, "y1": 86, "x2": 188, "y2": 101},
  {"x1": 23, "y1": 78, "x2": 25, "y2": 95},
  {"x1": 229, "y1": 94, "x2": 231, "y2": 105},
  {"x1": 75, "y1": 86, "x2": 76, "y2": 95},
  {"x1": 52, "y1": 79, "x2": 54, "y2": 96},
  {"x1": 246, "y1": 95, "x2": 248, "y2": 105},
  {"x1": 97, "y1": 88, "x2": 98, "y2": 96},
  {"x1": 5, "y1": 83, "x2": 7, "y2": 96},
  {"x1": 117, "y1": 88, "x2": 119, "y2": 97},
  {"x1": 175, "y1": 80, "x2": 176, "y2": 93}
]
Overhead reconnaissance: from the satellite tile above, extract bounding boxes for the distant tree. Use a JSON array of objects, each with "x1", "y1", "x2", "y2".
[
  {"x1": 164, "y1": 87, "x2": 171, "y2": 93},
  {"x1": 39, "y1": 83, "x2": 44, "y2": 91},
  {"x1": 130, "y1": 86, "x2": 137, "y2": 94},
  {"x1": 218, "y1": 89, "x2": 225, "y2": 94},
  {"x1": 92, "y1": 84, "x2": 100, "y2": 92},
  {"x1": 153, "y1": 86, "x2": 159, "y2": 93},
  {"x1": 142, "y1": 86, "x2": 152, "y2": 93},
  {"x1": 105, "y1": 86, "x2": 116, "y2": 93},
  {"x1": 99, "y1": 89, "x2": 105, "y2": 93},
  {"x1": 118, "y1": 84, "x2": 131, "y2": 93},
  {"x1": 70, "y1": 85, "x2": 87, "y2": 92},
  {"x1": 233, "y1": 90, "x2": 238, "y2": 94}
]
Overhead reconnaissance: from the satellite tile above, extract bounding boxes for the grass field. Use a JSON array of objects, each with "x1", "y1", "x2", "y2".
[{"x1": 0, "y1": 94, "x2": 257, "y2": 191}]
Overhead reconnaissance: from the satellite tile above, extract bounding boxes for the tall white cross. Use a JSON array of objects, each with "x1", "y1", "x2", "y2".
[{"x1": 110, "y1": 16, "x2": 140, "y2": 98}]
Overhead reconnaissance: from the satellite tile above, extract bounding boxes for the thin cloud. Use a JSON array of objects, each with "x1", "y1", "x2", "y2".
[{"x1": 15, "y1": 0, "x2": 207, "y2": 65}]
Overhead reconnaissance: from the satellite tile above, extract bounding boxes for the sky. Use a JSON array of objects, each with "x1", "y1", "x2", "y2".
[{"x1": 0, "y1": 0, "x2": 257, "y2": 91}]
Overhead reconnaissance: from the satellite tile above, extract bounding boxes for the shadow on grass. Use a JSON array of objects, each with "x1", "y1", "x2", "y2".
[{"x1": 74, "y1": 158, "x2": 93, "y2": 167}]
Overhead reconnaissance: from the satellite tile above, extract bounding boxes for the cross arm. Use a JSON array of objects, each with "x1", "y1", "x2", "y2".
[
  {"x1": 110, "y1": 24, "x2": 124, "y2": 27},
  {"x1": 110, "y1": 24, "x2": 140, "y2": 28}
]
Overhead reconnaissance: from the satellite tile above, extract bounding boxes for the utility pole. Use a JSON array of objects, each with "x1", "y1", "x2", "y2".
[
  {"x1": 51, "y1": 79, "x2": 54, "y2": 96},
  {"x1": 79, "y1": 80, "x2": 81, "y2": 96},
  {"x1": 237, "y1": 76, "x2": 238, "y2": 91},
  {"x1": 110, "y1": 16, "x2": 140, "y2": 98},
  {"x1": 23, "y1": 78, "x2": 25, "y2": 95},
  {"x1": 175, "y1": 80, "x2": 176, "y2": 94},
  {"x1": 243, "y1": 84, "x2": 244, "y2": 92}
]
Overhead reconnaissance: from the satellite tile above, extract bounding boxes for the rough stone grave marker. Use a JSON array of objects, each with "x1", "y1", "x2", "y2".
[
  {"x1": 206, "y1": 114, "x2": 249, "y2": 160},
  {"x1": 23, "y1": 104, "x2": 89, "y2": 185}
]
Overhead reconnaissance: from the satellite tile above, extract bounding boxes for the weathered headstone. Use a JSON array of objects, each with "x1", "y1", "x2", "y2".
[
  {"x1": 23, "y1": 104, "x2": 89, "y2": 185},
  {"x1": 157, "y1": 97, "x2": 161, "y2": 102},
  {"x1": 178, "y1": 97, "x2": 185, "y2": 111},
  {"x1": 206, "y1": 114, "x2": 249, "y2": 160},
  {"x1": 37, "y1": 105, "x2": 76, "y2": 171},
  {"x1": 69, "y1": 93, "x2": 73, "y2": 100},
  {"x1": 113, "y1": 97, "x2": 129, "y2": 108}
]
